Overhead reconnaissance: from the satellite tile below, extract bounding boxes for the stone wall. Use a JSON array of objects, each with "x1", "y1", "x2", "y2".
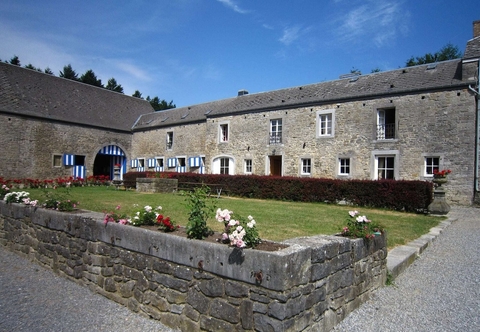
[
  {"x1": 136, "y1": 178, "x2": 178, "y2": 193},
  {"x1": 0, "y1": 201, "x2": 386, "y2": 332},
  {"x1": 131, "y1": 88, "x2": 476, "y2": 205},
  {"x1": 0, "y1": 113, "x2": 132, "y2": 180}
]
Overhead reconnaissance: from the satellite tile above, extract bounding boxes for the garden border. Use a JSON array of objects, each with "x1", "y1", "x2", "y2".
[{"x1": 0, "y1": 201, "x2": 387, "y2": 331}]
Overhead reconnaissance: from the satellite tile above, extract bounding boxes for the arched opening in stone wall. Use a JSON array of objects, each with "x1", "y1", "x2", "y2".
[{"x1": 93, "y1": 145, "x2": 126, "y2": 180}]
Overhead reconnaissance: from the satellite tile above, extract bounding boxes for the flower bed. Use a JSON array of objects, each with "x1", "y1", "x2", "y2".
[{"x1": 0, "y1": 201, "x2": 387, "y2": 331}]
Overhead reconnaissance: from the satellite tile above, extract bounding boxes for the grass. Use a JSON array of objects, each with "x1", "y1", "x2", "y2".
[{"x1": 26, "y1": 186, "x2": 445, "y2": 250}]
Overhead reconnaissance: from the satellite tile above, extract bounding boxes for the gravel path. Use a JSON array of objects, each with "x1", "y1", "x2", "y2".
[
  {"x1": 0, "y1": 248, "x2": 176, "y2": 332},
  {"x1": 333, "y1": 207, "x2": 480, "y2": 332},
  {"x1": 1, "y1": 207, "x2": 478, "y2": 332}
]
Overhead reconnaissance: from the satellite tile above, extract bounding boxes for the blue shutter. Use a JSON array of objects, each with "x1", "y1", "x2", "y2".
[
  {"x1": 176, "y1": 166, "x2": 186, "y2": 173},
  {"x1": 130, "y1": 159, "x2": 138, "y2": 168},
  {"x1": 148, "y1": 158, "x2": 156, "y2": 168},
  {"x1": 73, "y1": 166, "x2": 85, "y2": 179},
  {"x1": 63, "y1": 154, "x2": 75, "y2": 166},
  {"x1": 189, "y1": 157, "x2": 202, "y2": 167},
  {"x1": 99, "y1": 145, "x2": 125, "y2": 156},
  {"x1": 168, "y1": 158, "x2": 177, "y2": 168}
]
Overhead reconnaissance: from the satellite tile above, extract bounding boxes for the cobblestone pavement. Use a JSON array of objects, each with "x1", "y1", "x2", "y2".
[
  {"x1": 0, "y1": 247, "x2": 176, "y2": 332},
  {"x1": 1, "y1": 207, "x2": 478, "y2": 332},
  {"x1": 333, "y1": 206, "x2": 480, "y2": 332}
]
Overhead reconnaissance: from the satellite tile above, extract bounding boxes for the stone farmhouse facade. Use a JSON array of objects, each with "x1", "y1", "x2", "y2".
[{"x1": 1, "y1": 21, "x2": 479, "y2": 206}]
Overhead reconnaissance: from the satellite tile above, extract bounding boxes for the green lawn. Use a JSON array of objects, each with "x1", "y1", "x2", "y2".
[{"x1": 26, "y1": 186, "x2": 444, "y2": 250}]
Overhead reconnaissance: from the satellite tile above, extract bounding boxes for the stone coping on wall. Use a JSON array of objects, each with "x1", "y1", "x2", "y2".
[{"x1": 0, "y1": 201, "x2": 385, "y2": 292}]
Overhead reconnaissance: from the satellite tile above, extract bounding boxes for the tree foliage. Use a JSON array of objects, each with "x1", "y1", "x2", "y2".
[
  {"x1": 60, "y1": 64, "x2": 79, "y2": 81},
  {"x1": 80, "y1": 69, "x2": 103, "y2": 87},
  {"x1": 146, "y1": 96, "x2": 176, "y2": 111},
  {"x1": 105, "y1": 78, "x2": 124, "y2": 93},
  {"x1": 132, "y1": 90, "x2": 143, "y2": 99},
  {"x1": 406, "y1": 43, "x2": 462, "y2": 67},
  {"x1": 9, "y1": 55, "x2": 20, "y2": 66}
]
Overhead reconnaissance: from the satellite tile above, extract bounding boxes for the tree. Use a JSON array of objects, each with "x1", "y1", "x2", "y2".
[
  {"x1": 146, "y1": 96, "x2": 176, "y2": 111},
  {"x1": 25, "y1": 64, "x2": 42, "y2": 72},
  {"x1": 406, "y1": 43, "x2": 462, "y2": 67},
  {"x1": 105, "y1": 78, "x2": 124, "y2": 93},
  {"x1": 80, "y1": 69, "x2": 103, "y2": 87},
  {"x1": 132, "y1": 90, "x2": 143, "y2": 99},
  {"x1": 44, "y1": 67, "x2": 54, "y2": 75},
  {"x1": 60, "y1": 64, "x2": 79, "y2": 81},
  {"x1": 371, "y1": 67, "x2": 382, "y2": 73},
  {"x1": 9, "y1": 55, "x2": 20, "y2": 66}
]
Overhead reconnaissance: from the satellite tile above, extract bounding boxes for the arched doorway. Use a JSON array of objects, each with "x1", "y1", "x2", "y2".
[{"x1": 93, "y1": 145, "x2": 126, "y2": 180}]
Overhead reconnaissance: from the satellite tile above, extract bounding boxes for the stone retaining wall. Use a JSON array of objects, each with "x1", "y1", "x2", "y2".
[
  {"x1": 136, "y1": 178, "x2": 178, "y2": 193},
  {"x1": 0, "y1": 201, "x2": 387, "y2": 332}
]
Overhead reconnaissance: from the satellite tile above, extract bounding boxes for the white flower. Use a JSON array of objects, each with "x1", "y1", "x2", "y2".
[
  {"x1": 349, "y1": 210, "x2": 358, "y2": 217},
  {"x1": 144, "y1": 205, "x2": 152, "y2": 212},
  {"x1": 228, "y1": 219, "x2": 238, "y2": 226},
  {"x1": 156, "y1": 206, "x2": 162, "y2": 210}
]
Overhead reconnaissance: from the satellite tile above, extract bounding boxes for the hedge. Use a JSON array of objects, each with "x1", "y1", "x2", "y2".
[{"x1": 124, "y1": 172, "x2": 433, "y2": 212}]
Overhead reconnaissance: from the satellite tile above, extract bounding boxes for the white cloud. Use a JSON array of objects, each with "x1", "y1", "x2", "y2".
[
  {"x1": 216, "y1": 0, "x2": 249, "y2": 14},
  {"x1": 334, "y1": 0, "x2": 410, "y2": 47},
  {"x1": 114, "y1": 61, "x2": 152, "y2": 82},
  {"x1": 279, "y1": 25, "x2": 312, "y2": 46}
]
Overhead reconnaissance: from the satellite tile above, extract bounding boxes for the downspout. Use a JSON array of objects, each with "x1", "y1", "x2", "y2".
[{"x1": 469, "y1": 62, "x2": 480, "y2": 192}]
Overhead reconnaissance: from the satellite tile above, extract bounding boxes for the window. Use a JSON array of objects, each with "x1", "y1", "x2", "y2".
[
  {"x1": 53, "y1": 154, "x2": 62, "y2": 167},
  {"x1": 212, "y1": 156, "x2": 234, "y2": 175},
  {"x1": 220, "y1": 158, "x2": 230, "y2": 174},
  {"x1": 301, "y1": 158, "x2": 311, "y2": 175},
  {"x1": 138, "y1": 158, "x2": 145, "y2": 168},
  {"x1": 244, "y1": 159, "x2": 252, "y2": 174},
  {"x1": 424, "y1": 157, "x2": 440, "y2": 177},
  {"x1": 166, "y1": 132, "x2": 173, "y2": 150},
  {"x1": 220, "y1": 123, "x2": 229, "y2": 142},
  {"x1": 377, "y1": 108, "x2": 396, "y2": 140},
  {"x1": 316, "y1": 109, "x2": 335, "y2": 137},
  {"x1": 376, "y1": 156, "x2": 395, "y2": 179},
  {"x1": 156, "y1": 158, "x2": 164, "y2": 169},
  {"x1": 269, "y1": 119, "x2": 282, "y2": 144},
  {"x1": 339, "y1": 158, "x2": 350, "y2": 176}
]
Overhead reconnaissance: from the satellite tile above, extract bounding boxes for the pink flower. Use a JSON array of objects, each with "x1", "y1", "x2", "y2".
[
  {"x1": 116, "y1": 205, "x2": 121, "y2": 210},
  {"x1": 236, "y1": 239, "x2": 246, "y2": 248},
  {"x1": 119, "y1": 219, "x2": 128, "y2": 225}
]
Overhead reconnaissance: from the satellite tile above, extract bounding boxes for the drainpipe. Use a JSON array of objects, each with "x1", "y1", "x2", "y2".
[{"x1": 469, "y1": 63, "x2": 480, "y2": 192}]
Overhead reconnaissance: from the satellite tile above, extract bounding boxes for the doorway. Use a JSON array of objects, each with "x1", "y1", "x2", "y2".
[{"x1": 269, "y1": 155, "x2": 282, "y2": 176}]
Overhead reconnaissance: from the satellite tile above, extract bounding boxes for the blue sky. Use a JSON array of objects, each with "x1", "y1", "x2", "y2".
[{"x1": 0, "y1": 0, "x2": 478, "y2": 107}]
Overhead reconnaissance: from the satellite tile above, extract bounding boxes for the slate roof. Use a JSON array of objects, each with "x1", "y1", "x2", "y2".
[
  {"x1": 0, "y1": 62, "x2": 154, "y2": 132},
  {"x1": 132, "y1": 59, "x2": 470, "y2": 131},
  {"x1": 464, "y1": 36, "x2": 480, "y2": 60}
]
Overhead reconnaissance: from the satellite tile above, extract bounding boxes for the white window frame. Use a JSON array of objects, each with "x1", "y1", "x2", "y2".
[
  {"x1": 301, "y1": 158, "x2": 312, "y2": 175},
  {"x1": 424, "y1": 156, "x2": 441, "y2": 178},
  {"x1": 166, "y1": 131, "x2": 174, "y2": 150},
  {"x1": 338, "y1": 158, "x2": 351, "y2": 176},
  {"x1": 219, "y1": 122, "x2": 229, "y2": 143},
  {"x1": 269, "y1": 119, "x2": 283, "y2": 144},
  {"x1": 376, "y1": 108, "x2": 396, "y2": 140},
  {"x1": 316, "y1": 109, "x2": 335, "y2": 138},
  {"x1": 244, "y1": 159, "x2": 252, "y2": 174},
  {"x1": 212, "y1": 156, "x2": 235, "y2": 175},
  {"x1": 372, "y1": 150, "x2": 399, "y2": 180}
]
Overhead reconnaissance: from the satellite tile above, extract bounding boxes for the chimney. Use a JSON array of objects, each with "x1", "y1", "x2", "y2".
[
  {"x1": 238, "y1": 89, "x2": 249, "y2": 96},
  {"x1": 474, "y1": 20, "x2": 480, "y2": 38}
]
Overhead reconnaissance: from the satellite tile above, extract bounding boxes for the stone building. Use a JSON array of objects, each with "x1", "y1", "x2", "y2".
[
  {"x1": 0, "y1": 63, "x2": 153, "y2": 180},
  {"x1": 1, "y1": 20, "x2": 479, "y2": 205}
]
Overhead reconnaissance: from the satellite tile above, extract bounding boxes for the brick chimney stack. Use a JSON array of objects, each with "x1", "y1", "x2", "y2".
[{"x1": 474, "y1": 20, "x2": 480, "y2": 38}]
